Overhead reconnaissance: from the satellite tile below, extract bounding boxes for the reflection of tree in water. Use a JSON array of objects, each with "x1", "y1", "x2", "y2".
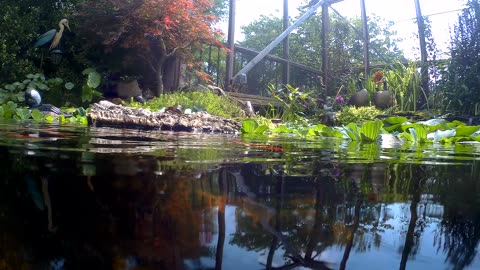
[
  {"x1": 229, "y1": 162, "x2": 358, "y2": 269},
  {"x1": 434, "y1": 161, "x2": 480, "y2": 269},
  {"x1": 399, "y1": 165, "x2": 425, "y2": 270},
  {"x1": 3, "y1": 141, "x2": 480, "y2": 269},
  {"x1": 229, "y1": 161, "x2": 469, "y2": 269}
]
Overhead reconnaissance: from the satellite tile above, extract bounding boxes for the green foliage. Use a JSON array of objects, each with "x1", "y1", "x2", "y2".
[
  {"x1": 0, "y1": 3, "x2": 40, "y2": 84},
  {"x1": 240, "y1": 12, "x2": 405, "y2": 93},
  {"x1": 75, "y1": 0, "x2": 222, "y2": 95},
  {"x1": 384, "y1": 62, "x2": 422, "y2": 111},
  {"x1": 129, "y1": 90, "x2": 245, "y2": 119},
  {"x1": 335, "y1": 106, "x2": 382, "y2": 125},
  {"x1": 0, "y1": 73, "x2": 73, "y2": 105},
  {"x1": 81, "y1": 68, "x2": 103, "y2": 103},
  {"x1": 266, "y1": 84, "x2": 319, "y2": 122},
  {"x1": 400, "y1": 125, "x2": 429, "y2": 144},
  {"x1": 343, "y1": 120, "x2": 383, "y2": 142},
  {"x1": 240, "y1": 115, "x2": 480, "y2": 144},
  {"x1": 439, "y1": 0, "x2": 480, "y2": 115},
  {"x1": 0, "y1": 101, "x2": 88, "y2": 124},
  {"x1": 241, "y1": 118, "x2": 269, "y2": 134}
]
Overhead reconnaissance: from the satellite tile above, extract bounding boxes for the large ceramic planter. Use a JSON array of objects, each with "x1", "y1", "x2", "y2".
[
  {"x1": 348, "y1": 89, "x2": 369, "y2": 107},
  {"x1": 374, "y1": 90, "x2": 393, "y2": 109},
  {"x1": 116, "y1": 79, "x2": 142, "y2": 98}
]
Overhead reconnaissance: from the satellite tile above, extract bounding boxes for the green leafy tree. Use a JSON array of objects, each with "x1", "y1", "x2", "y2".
[
  {"x1": 439, "y1": 0, "x2": 480, "y2": 115},
  {"x1": 75, "y1": 0, "x2": 223, "y2": 96},
  {"x1": 0, "y1": 2, "x2": 40, "y2": 84},
  {"x1": 0, "y1": 0, "x2": 86, "y2": 105},
  {"x1": 239, "y1": 10, "x2": 405, "y2": 94}
]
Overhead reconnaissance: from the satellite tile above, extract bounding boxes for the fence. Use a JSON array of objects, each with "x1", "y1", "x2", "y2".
[{"x1": 196, "y1": 44, "x2": 324, "y2": 97}]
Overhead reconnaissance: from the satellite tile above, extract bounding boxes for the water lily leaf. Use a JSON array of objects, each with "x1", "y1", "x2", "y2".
[
  {"x1": 14, "y1": 92, "x2": 25, "y2": 102},
  {"x1": 82, "y1": 85, "x2": 93, "y2": 102},
  {"x1": 272, "y1": 125, "x2": 292, "y2": 133},
  {"x1": 407, "y1": 125, "x2": 429, "y2": 143},
  {"x1": 384, "y1": 123, "x2": 402, "y2": 132},
  {"x1": 299, "y1": 127, "x2": 316, "y2": 137},
  {"x1": 343, "y1": 123, "x2": 361, "y2": 141},
  {"x1": 59, "y1": 114, "x2": 67, "y2": 124},
  {"x1": 33, "y1": 73, "x2": 45, "y2": 81},
  {"x1": 449, "y1": 120, "x2": 467, "y2": 127},
  {"x1": 14, "y1": 108, "x2": 31, "y2": 121},
  {"x1": 75, "y1": 115, "x2": 88, "y2": 125},
  {"x1": 4, "y1": 84, "x2": 15, "y2": 91},
  {"x1": 383, "y1": 116, "x2": 408, "y2": 125},
  {"x1": 360, "y1": 120, "x2": 383, "y2": 142},
  {"x1": 82, "y1": 68, "x2": 97, "y2": 75},
  {"x1": 254, "y1": 125, "x2": 269, "y2": 134},
  {"x1": 455, "y1": 126, "x2": 480, "y2": 137},
  {"x1": 53, "y1": 77, "x2": 63, "y2": 84},
  {"x1": 31, "y1": 109, "x2": 44, "y2": 121},
  {"x1": 470, "y1": 136, "x2": 480, "y2": 142},
  {"x1": 65, "y1": 82, "x2": 75, "y2": 90},
  {"x1": 44, "y1": 115, "x2": 54, "y2": 123},
  {"x1": 241, "y1": 118, "x2": 259, "y2": 133},
  {"x1": 37, "y1": 83, "x2": 49, "y2": 91},
  {"x1": 6, "y1": 101, "x2": 17, "y2": 110},
  {"x1": 76, "y1": 107, "x2": 87, "y2": 117},
  {"x1": 320, "y1": 127, "x2": 344, "y2": 138},
  {"x1": 87, "y1": 72, "x2": 101, "y2": 89}
]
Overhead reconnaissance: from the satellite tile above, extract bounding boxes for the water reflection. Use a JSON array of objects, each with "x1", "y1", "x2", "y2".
[{"x1": 0, "y1": 121, "x2": 480, "y2": 269}]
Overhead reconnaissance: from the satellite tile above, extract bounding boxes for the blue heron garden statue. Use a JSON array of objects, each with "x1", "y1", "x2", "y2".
[{"x1": 34, "y1": 19, "x2": 71, "y2": 67}]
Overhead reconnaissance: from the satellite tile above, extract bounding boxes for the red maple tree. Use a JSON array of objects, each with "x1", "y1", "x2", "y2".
[{"x1": 75, "y1": 0, "x2": 223, "y2": 95}]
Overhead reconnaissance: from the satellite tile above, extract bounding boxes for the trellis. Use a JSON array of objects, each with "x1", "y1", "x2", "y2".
[{"x1": 223, "y1": 0, "x2": 430, "y2": 96}]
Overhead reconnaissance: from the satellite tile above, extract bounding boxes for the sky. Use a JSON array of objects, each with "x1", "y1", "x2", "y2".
[{"x1": 222, "y1": 0, "x2": 468, "y2": 59}]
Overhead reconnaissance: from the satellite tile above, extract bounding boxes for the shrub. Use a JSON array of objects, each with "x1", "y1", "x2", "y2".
[
  {"x1": 335, "y1": 106, "x2": 382, "y2": 125},
  {"x1": 129, "y1": 90, "x2": 245, "y2": 119}
]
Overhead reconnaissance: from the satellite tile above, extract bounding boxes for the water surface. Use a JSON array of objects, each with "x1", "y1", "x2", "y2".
[{"x1": 1, "y1": 120, "x2": 479, "y2": 270}]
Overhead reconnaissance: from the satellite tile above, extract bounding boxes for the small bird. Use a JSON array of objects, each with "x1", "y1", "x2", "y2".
[
  {"x1": 25, "y1": 88, "x2": 72, "y2": 117},
  {"x1": 348, "y1": 78, "x2": 369, "y2": 107},
  {"x1": 34, "y1": 19, "x2": 71, "y2": 49}
]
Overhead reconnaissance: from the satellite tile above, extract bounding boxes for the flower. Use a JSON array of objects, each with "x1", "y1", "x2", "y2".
[
  {"x1": 373, "y1": 71, "x2": 385, "y2": 84},
  {"x1": 335, "y1": 95, "x2": 345, "y2": 103}
]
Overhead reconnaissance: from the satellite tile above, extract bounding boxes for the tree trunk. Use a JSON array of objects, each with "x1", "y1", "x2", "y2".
[
  {"x1": 150, "y1": 37, "x2": 169, "y2": 96},
  {"x1": 163, "y1": 57, "x2": 182, "y2": 92},
  {"x1": 155, "y1": 58, "x2": 166, "y2": 96}
]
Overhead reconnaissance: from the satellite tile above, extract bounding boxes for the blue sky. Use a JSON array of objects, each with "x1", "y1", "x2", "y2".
[{"x1": 224, "y1": 0, "x2": 468, "y2": 59}]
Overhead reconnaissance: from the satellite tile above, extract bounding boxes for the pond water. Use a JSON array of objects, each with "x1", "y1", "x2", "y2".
[{"x1": 1, "y1": 120, "x2": 480, "y2": 270}]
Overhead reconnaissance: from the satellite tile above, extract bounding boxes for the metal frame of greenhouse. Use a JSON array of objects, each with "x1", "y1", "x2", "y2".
[{"x1": 199, "y1": 0, "x2": 431, "y2": 98}]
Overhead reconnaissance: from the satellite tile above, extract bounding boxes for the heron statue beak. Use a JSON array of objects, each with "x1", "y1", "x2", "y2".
[{"x1": 65, "y1": 23, "x2": 71, "y2": 32}]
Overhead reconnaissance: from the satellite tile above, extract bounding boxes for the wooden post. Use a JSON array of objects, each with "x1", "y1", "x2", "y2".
[
  {"x1": 282, "y1": 0, "x2": 290, "y2": 85},
  {"x1": 321, "y1": 2, "x2": 330, "y2": 95},
  {"x1": 360, "y1": 0, "x2": 369, "y2": 78},
  {"x1": 224, "y1": 0, "x2": 236, "y2": 91},
  {"x1": 414, "y1": 0, "x2": 429, "y2": 106}
]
